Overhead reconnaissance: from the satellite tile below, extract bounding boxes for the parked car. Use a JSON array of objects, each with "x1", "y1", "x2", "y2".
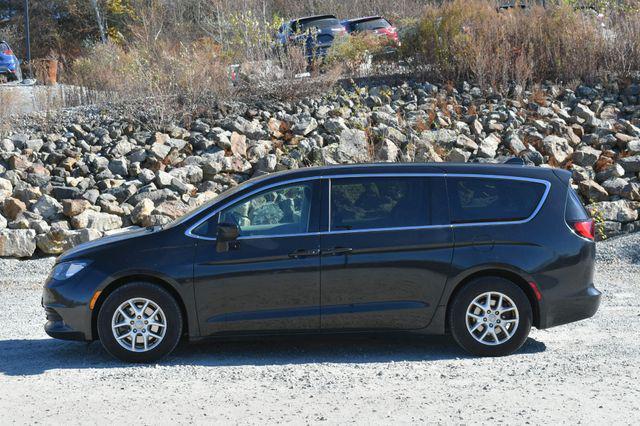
[
  {"x1": 276, "y1": 14, "x2": 346, "y2": 58},
  {"x1": 0, "y1": 40, "x2": 21, "y2": 82},
  {"x1": 341, "y1": 16, "x2": 400, "y2": 49},
  {"x1": 43, "y1": 162, "x2": 600, "y2": 362}
]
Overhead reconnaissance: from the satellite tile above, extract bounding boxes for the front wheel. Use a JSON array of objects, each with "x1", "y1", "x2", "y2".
[
  {"x1": 97, "y1": 282, "x2": 183, "y2": 362},
  {"x1": 449, "y1": 277, "x2": 532, "y2": 357}
]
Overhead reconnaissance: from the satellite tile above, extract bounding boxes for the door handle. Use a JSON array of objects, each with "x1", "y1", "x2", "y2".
[
  {"x1": 288, "y1": 249, "x2": 320, "y2": 259},
  {"x1": 321, "y1": 247, "x2": 353, "y2": 256}
]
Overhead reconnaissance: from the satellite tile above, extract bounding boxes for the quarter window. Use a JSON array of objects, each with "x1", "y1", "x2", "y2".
[
  {"x1": 218, "y1": 183, "x2": 314, "y2": 237},
  {"x1": 448, "y1": 177, "x2": 547, "y2": 224},
  {"x1": 330, "y1": 177, "x2": 431, "y2": 231}
]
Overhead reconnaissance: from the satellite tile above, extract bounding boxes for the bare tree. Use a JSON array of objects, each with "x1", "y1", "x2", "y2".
[{"x1": 89, "y1": 0, "x2": 107, "y2": 43}]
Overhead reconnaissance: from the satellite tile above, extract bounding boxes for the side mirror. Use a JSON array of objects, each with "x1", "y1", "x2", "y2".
[{"x1": 216, "y1": 223, "x2": 240, "y2": 253}]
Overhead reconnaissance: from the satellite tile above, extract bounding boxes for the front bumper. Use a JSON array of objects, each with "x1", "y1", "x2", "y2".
[
  {"x1": 41, "y1": 267, "x2": 108, "y2": 342},
  {"x1": 538, "y1": 284, "x2": 601, "y2": 329},
  {"x1": 44, "y1": 308, "x2": 86, "y2": 341}
]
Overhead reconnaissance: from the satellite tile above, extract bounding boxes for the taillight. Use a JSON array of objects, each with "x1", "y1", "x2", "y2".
[
  {"x1": 571, "y1": 219, "x2": 595, "y2": 240},
  {"x1": 2, "y1": 50, "x2": 12, "y2": 55}
]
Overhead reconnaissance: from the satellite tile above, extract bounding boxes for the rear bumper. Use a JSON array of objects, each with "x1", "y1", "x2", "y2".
[{"x1": 538, "y1": 284, "x2": 601, "y2": 329}]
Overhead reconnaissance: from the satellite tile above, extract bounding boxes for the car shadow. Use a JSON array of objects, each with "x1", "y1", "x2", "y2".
[{"x1": 0, "y1": 334, "x2": 546, "y2": 376}]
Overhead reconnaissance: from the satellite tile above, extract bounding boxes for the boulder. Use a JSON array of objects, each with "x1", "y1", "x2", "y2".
[
  {"x1": 578, "y1": 180, "x2": 608, "y2": 202},
  {"x1": 36, "y1": 228, "x2": 102, "y2": 254},
  {"x1": 31, "y1": 195, "x2": 63, "y2": 220},
  {"x1": 0, "y1": 229, "x2": 37, "y2": 257},
  {"x1": 572, "y1": 146, "x2": 601, "y2": 167},
  {"x1": 477, "y1": 133, "x2": 501, "y2": 158},
  {"x1": 376, "y1": 140, "x2": 399, "y2": 162},
  {"x1": 325, "y1": 129, "x2": 370, "y2": 163},
  {"x1": 3, "y1": 198, "x2": 27, "y2": 221},
  {"x1": 131, "y1": 199, "x2": 154, "y2": 225},
  {"x1": 71, "y1": 210, "x2": 123, "y2": 232},
  {"x1": 543, "y1": 135, "x2": 573, "y2": 164},
  {"x1": 619, "y1": 156, "x2": 640, "y2": 173},
  {"x1": 229, "y1": 132, "x2": 247, "y2": 157},
  {"x1": 588, "y1": 200, "x2": 638, "y2": 223}
]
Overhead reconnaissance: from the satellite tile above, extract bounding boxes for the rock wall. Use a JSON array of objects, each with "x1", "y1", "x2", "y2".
[{"x1": 1, "y1": 80, "x2": 639, "y2": 258}]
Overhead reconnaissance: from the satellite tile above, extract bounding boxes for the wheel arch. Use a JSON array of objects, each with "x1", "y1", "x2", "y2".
[
  {"x1": 91, "y1": 274, "x2": 190, "y2": 341},
  {"x1": 444, "y1": 268, "x2": 540, "y2": 330}
]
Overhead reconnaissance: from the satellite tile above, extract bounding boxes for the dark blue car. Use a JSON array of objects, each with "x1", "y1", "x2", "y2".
[
  {"x1": 276, "y1": 14, "x2": 346, "y2": 59},
  {"x1": 0, "y1": 41, "x2": 21, "y2": 82}
]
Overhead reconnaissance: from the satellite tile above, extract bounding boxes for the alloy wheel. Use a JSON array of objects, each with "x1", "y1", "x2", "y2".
[
  {"x1": 111, "y1": 298, "x2": 167, "y2": 352},
  {"x1": 465, "y1": 291, "x2": 520, "y2": 346}
]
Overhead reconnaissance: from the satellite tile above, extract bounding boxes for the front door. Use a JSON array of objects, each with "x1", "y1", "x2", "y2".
[
  {"x1": 193, "y1": 179, "x2": 322, "y2": 335},
  {"x1": 320, "y1": 176, "x2": 453, "y2": 330}
]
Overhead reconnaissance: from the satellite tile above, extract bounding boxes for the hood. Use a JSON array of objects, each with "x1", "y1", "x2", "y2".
[{"x1": 57, "y1": 226, "x2": 159, "y2": 263}]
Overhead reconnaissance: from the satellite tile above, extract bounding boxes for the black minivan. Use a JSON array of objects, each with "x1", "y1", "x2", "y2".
[{"x1": 42, "y1": 163, "x2": 601, "y2": 362}]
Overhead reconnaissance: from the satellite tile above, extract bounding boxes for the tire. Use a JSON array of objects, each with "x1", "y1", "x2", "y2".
[
  {"x1": 97, "y1": 282, "x2": 183, "y2": 363},
  {"x1": 448, "y1": 277, "x2": 532, "y2": 357}
]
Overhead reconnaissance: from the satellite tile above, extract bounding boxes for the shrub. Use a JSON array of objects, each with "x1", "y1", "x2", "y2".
[
  {"x1": 326, "y1": 33, "x2": 394, "y2": 75},
  {"x1": 400, "y1": 0, "x2": 640, "y2": 89}
]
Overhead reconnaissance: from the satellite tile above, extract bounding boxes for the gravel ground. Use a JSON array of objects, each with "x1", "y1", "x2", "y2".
[{"x1": 0, "y1": 235, "x2": 639, "y2": 424}]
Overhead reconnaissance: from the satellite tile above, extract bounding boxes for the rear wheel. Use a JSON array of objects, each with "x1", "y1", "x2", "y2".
[
  {"x1": 449, "y1": 277, "x2": 532, "y2": 357},
  {"x1": 97, "y1": 282, "x2": 183, "y2": 362}
]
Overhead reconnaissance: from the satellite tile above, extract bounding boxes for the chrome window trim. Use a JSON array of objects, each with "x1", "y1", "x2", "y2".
[{"x1": 184, "y1": 172, "x2": 551, "y2": 241}]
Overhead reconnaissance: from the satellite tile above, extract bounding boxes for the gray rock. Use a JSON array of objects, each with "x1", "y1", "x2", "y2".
[
  {"x1": 601, "y1": 177, "x2": 628, "y2": 196},
  {"x1": 32, "y1": 195, "x2": 62, "y2": 220},
  {"x1": 131, "y1": 199, "x2": 154, "y2": 225},
  {"x1": 627, "y1": 140, "x2": 640, "y2": 154},
  {"x1": 578, "y1": 180, "x2": 608, "y2": 202},
  {"x1": 572, "y1": 146, "x2": 601, "y2": 167},
  {"x1": 0, "y1": 229, "x2": 36, "y2": 257},
  {"x1": 323, "y1": 118, "x2": 348, "y2": 135},
  {"x1": 108, "y1": 158, "x2": 129, "y2": 176},
  {"x1": 292, "y1": 114, "x2": 318, "y2": 136},
  {"x1": 588, "y1": 200, "x2": 638, "y2": 223},
  {"x1": 619, "y1": 156, "x2": 640, "y2": 173},
  {"x1": 325, "y1": 129, "x2": 370, "y2": 163},
  {"x1": 447, "y1": 147, "x2": 471, "y2": 163},
  {"x1": 478, "y1": 133, "x2": 501, "y2": 158},
  {"x1": 376, "y1": 140, "x2": 399, "y2": 162},
  {"x1": 71, "y1": 210, "x2": 123, "y2": 232},
  {"x1": 36, "y1": 227, "x2": 101, "y2": 254},
  {"x1": 543, "y1": 135, "x2": 573, "y2": 163}
]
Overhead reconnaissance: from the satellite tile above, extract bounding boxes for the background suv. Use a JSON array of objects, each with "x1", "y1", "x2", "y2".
[
  {"x1": 0, "y1": 40, "x2": 21, "y2": 82},
  {"x1": 276, "y1": 14, "x2": 346, "y2": 59}
]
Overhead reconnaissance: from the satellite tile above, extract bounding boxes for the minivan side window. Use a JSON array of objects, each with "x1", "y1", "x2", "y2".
[
  {"x1": 218, "y1": 183, "x2": 314, "y2": 237},
  {"x1": 448, "y1": 177, "x2": 547, "y2": 224},
  {"x1": 330, "y1": 177, "x2": 433, "y2": 231}
]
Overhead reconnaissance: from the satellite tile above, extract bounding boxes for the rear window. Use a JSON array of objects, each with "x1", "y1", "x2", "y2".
[
  {"x1": 350, "y1": 18, "x2": 391, "y2": 32},
  {"x1": 294, "y1": 18, "x2": 341, "y2": 32},
  {"x1": 331, "y1": 177, "x2": 439, "y2": 231},
  {"x1": 0, "y1": 42, "x2": 9, "y2": 51},
  {"x1": 565, "y1": 187, "x2": 590, "y2": 222},
  {"x1": 448, "y1": 177, "x2": 547, "y2": 224}
]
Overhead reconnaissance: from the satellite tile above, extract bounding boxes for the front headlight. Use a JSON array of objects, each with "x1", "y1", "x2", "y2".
[{"x1": 51, "y1": 261, "x2": 90, "y2": 281}]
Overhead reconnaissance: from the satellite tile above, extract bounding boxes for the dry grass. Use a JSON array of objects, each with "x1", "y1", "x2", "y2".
[{"x1": 401, "y1": 0, "x2": 640, "y2": 89}]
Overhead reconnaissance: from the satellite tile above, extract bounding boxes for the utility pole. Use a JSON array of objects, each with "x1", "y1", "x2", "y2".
[{"x1": 23, "y1": 0, "x2": 31, "y2": 79}]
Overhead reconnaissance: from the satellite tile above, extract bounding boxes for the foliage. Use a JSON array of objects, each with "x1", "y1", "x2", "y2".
[
  {"x1": 326, "y1": 33, "x2": 393, "y2": 74},
  {"x1": 401, "y1": 0, "x2": 640, "y2": 89}
]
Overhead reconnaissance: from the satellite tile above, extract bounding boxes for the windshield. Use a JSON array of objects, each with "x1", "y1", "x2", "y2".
[
  {"x1": 350, "y1": 18, "x2": 391, "y2": 32},
  {"x1": 294, "y1": 18, "x2": 341, "y2": 32}
]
